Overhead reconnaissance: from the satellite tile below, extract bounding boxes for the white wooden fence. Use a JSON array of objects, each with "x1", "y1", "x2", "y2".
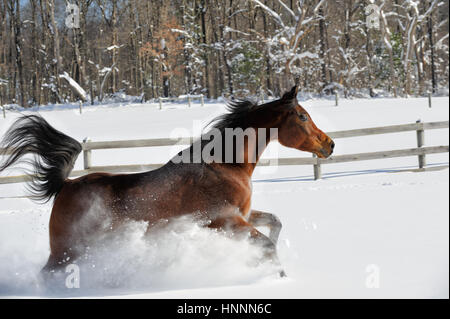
[
  {"x1": 0, "y1": 94, "x2": 206, "y2": 117},
  {"x1": 0, "y1": 120, "x2": 448, "y2": 185},
  {"x1": 157, "y1": 94, "x2": 205, "y2": 109}
]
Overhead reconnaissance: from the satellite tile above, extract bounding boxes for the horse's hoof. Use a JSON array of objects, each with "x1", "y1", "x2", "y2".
[{"x1": 279, "y1": 270, "x2": 287, "y2": 278}]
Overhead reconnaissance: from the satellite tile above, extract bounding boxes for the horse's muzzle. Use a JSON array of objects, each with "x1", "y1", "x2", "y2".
[{"x1": 318, "y1": 139, "x2": 335, "y2": 158}]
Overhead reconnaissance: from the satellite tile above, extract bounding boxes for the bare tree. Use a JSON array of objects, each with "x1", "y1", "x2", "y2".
[
  {"x1": 6, "y1": 0, "x2": 26, "y2": 107},
  {"x1": 0, "y1": 0, "x2": 447, "y2": 106},
  {"x1": 250, "y1": 0, "x2": 327, "y2": 92},
  {"x1": 398, "y1": 0, "x2": 440, "y2": 95}
]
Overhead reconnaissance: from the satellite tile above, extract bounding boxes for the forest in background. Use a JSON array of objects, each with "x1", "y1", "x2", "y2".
[{"x1": 0, "y1": 0, "x2": 449, "y2": 107}]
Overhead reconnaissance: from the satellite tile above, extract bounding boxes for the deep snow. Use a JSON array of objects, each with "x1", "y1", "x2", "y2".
[{"x1": 0, "y1": 96, "x2": 448, "y2": 298}]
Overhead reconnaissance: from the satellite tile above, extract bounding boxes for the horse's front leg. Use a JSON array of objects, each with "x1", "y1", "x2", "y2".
[
  {"x1": 248, "y1": 210, "x2": 282, "y2": 246},
  {"x1": 209, "y1": 215, "x2": 286, "y2": 277}
]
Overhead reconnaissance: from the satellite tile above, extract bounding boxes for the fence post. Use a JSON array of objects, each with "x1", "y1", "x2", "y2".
[
  {"x1": 428, "y1": 92, "x2": 432, "y2": 108},
  {"x1": 335, "y1": 92, "x2": 339, "y2": 107},
  {"x1": 83, "y1": 138, "x2": 92, "y2": 171},
  {"x1": 159, "y1": 97, "x2": 162, "y2": 110},
  {"x1": 188, "y1": 95, "x2": 192, "y2": 108},
  {"x1": 416, "y1": 120, "x2": 426, "y2": 169},
  {"x1": 200, "y1": 94, "x2": 204, "y2": 107},
  {"x1": 79, "y1": 101, "x2": 83, "y2": 114},
  {"x1": 313, "y1": 154, "x2": 322, "y2": 180}
]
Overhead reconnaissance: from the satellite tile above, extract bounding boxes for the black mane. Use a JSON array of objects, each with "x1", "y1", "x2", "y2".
[
  {"x1": 210, "y1": 99, "x2": 267, "y2": 131},
  {"x1": 209, "y1": 86, "x2": 298, "y2": 132},
  {"x1": 177, "y1": 86, "x2": 299, "y2": 164}
]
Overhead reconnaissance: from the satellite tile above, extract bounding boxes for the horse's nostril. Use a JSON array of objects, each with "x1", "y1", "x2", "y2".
[{"x1": 331, "y1": 141, "x2": 335, "y2": 150}]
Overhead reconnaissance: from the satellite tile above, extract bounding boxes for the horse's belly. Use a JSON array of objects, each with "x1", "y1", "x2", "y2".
[{"x1": 112, "y1": 186, "x2": 245, "y2": 226}]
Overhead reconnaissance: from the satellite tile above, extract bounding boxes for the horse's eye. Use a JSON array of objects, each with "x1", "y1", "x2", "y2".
[{"x1": 299, "y1": 114, "x2": 308, "y2": 122}]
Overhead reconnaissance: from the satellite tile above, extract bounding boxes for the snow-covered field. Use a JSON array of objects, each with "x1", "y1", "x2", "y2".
[{"x1": 0, "y1": 96, "x2": 448, "y2": 298}]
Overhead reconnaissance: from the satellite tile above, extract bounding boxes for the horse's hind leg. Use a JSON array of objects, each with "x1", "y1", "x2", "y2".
[
  {"x1": 248, "y1": 210, "x2": 282, "y2": 246},
  {"x1": 38, "y1": 254, "x2": 68, "y2": 288},
  {"x1": 42, "y1": 255, "x2": 58, "y2": 273},
  {"x1": 209, "y1": 215, "x2": 286, "y2": 277},
  {"x1": 41, "y1": 253, "x2": 68, "y2": 273}
]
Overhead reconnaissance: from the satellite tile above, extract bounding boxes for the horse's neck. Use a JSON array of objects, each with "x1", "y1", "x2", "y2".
[{"x1": 228, "y1": 127, "x2": 274, "y2": 177}]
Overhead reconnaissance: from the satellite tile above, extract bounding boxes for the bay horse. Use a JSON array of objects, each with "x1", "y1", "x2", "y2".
[{"x1": 0, "y1": 86, "x2": 334, "y2": 278}]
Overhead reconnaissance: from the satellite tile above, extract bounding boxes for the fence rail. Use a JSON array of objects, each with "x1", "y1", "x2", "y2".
[
  {"x1": 0, "y1": 94, "x2": 206, "y2": 117},
  {"x1": 0, "y1": 120, "x2": 448, "y2": 185},
  {"x1": 157, "y1": 94, "x2": 204, "y2": 109}
]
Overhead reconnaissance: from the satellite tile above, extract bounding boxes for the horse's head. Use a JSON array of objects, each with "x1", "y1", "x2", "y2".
[{"x1": 276, "y1": 86, "x2": 335, "y2": 158}]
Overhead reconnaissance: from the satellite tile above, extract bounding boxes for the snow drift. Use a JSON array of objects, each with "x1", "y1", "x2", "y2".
[{"x1": 0, "y1": 210, "x2": 280, "y2": 297}]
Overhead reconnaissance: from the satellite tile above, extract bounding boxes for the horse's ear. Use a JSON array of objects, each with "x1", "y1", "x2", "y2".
[{"x1": 281, "y1": 86, "x2": 299, "y2": 102}]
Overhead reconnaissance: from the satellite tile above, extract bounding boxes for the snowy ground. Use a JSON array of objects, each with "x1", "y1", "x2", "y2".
[{"x1": 0, "y1": 96, "x2": 448, "y2": 298}]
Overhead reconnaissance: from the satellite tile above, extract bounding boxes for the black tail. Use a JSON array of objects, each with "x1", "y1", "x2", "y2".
[{"x1": 0, "y1": 115, "x2": 82, "y2": 202}]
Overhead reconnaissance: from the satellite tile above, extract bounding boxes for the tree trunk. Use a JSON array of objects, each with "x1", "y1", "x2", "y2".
[
  {"x1": 262, "y1": 0, "x2": 271, "y2": 95},
  {"x1": 199, "y1": 0, "x2": 210, "y2": 98},
  {"x1": 8, "y1": 0, "x2": 26, "y2": 107},
  {"x1": 318, "y1": 7, "x2": 329, "y2": 94},
  {"x1": 342, "y1": 0, "x2": 352, "y2": 98},
  {"x1": 49, "y1": 0, "x2": 62, "y2": 102},
  {"x1": 363, "y1": 20, "x2": 375, "y2": 97},
  {"x1": 111, "y1": 0, "x2": 118, "y2": 94},
  {"x1": 30, "y1": 0, "x2": 40, "y2": 105},
  {"x1": 427, "y1": 3, "x2": 437, "y2": 93}
]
